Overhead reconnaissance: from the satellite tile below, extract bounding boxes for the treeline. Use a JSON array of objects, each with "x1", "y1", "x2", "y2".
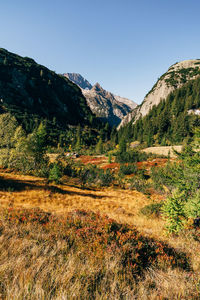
[
  {"x1": 118, "y1": 76, "x2": 200, "y2": 146},
  {"x1": 0, "y1": 112, "x2": 113, "y2": 159}
]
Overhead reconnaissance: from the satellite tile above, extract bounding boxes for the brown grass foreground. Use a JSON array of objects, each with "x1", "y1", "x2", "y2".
[{"x1": 0, "y1": 169, "x2": 200, "y2": 299}]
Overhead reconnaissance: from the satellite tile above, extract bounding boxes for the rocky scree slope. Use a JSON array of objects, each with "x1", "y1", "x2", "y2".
[
  {"x1": 0, "y1": 48, "x2": 94, "y2": 127},
  {"x1": 118, "y1": 59, "x2": 200, "y2": 128},
  {"x1": 64, "y1": 73, "x2": 137, "y2": 126}
]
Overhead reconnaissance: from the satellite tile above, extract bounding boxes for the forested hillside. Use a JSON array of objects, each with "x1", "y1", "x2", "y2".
[
  {"x1": 118, "y1": 59, "x2": 200, "y2": 129},
  {"x1": 0, "y1": 48, "x2": 95, "y2": 129},
  {"x1": 118, "y1": 76, "x2": 200, "y2": 145}
]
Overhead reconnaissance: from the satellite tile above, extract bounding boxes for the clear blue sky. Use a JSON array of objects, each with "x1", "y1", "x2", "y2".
[{"x1": 1, "y1": 0, "x2": 200, "y2": 103}]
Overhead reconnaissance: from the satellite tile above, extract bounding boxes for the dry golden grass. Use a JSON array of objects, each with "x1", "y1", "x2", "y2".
[
  {"x1": 0, "y1": 169, "x2": 165, "y2": 237},
  {"x1": 0, "y1": 168, "x2": 200, "y2": 299}
]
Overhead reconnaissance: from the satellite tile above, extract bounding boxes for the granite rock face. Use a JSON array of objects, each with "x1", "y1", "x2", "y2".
[{"x1": 118, "y1": 59, "x2": 200, "y2": 128}]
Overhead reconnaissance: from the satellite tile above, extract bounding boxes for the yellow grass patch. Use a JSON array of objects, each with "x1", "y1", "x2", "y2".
[
  {"x1": 0, "y1": 169, "x2": 200, "y2": 298},
  {"x1": 0, "y1": 169, "x2": 164, "y2": 236}
]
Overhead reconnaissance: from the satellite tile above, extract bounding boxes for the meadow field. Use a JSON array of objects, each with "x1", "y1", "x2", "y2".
[{"x1": 0, "y1": 153, "x2": 199, "y2": 299}]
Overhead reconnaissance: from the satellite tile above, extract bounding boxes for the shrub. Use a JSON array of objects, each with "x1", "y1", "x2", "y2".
[
  {"x1": 79, "y1": 165, "x2": 114, "y2": 187},
  {"x1": 98, "y1": 169, "x2": 114, "y2": 187},
  {"x1": 63, "y1": 158, "x2": 81, "y2": 177},
  {"x1": 48, "y1": 163, "x2": 63, "y2": 183},
  {"x1": 140, "y1": 202, "x2": 163, "y2": 218},
  {"x1": 184, "y1": 190, "x2": 200, "y2": 220},
  {"x1": 150, "y1": 163, "x2": 178, "y2": 193},
  {"x1": 0, "y1": 149, "x2": 9, "y2": 168},
  {"x1": 115, "y1": 150, "x2": 148, "y2": 163},
  {"x1": 79, "y1": 164, "x2": 99, "y2": 187},
  {"x1": 159, "y1": 129, "x2": 200, "y2": 234},
  {"x1": 128, "y1": 177, "x2": 150, "y2": 194},
  {"x1": 119, "y1": 163, "x2": 137, "y2": 175}
]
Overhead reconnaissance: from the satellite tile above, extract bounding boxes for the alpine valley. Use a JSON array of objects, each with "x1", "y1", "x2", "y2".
[{"x1": 0, "y1": 48, "x2": 200, "y2": 300}]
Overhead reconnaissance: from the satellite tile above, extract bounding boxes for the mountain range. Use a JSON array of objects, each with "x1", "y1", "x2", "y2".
[
  {"x1": 64, "y1": 73, "x2": 137, "y2": 126},
  {"x1": 0, "y1": 48, "x2": 200, "y2": 146}
]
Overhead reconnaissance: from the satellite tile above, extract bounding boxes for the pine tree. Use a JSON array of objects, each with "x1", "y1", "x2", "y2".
[
  {"x1": 163, "y1": 128, "x2": 200, "y2": 233},
  {"x1": 27, "y1": 122, "x2": 48, "y2": 169},
  {"x1": 0, "y1": 113, "x2": 18, "y2": 148},
  {"x1": 96, "y1": 138, "x2": 103, "y2": 154},
  {"x1": 119, "y1": 137, "x2": 126, "y2": 153},
  {"x1": 75, "y1": 125, "x2": 81, "y2": 151}
]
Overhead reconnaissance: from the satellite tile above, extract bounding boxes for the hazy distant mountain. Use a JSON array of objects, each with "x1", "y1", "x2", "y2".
[
  {"x1": 0, "y1": 48, "x2": 94, "y2": 127},
  {"x1": 64, "y1": 73, "x2": 137, "y2": 126},
  {"x1": 119, "y1": 59, "x2": 200, "y2": 128}
]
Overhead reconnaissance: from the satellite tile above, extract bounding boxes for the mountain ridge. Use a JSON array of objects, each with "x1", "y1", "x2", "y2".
[
  {"x1": 0, "y1": 48, "x2": 94, "y2": 129},
  {"x1": 118, "y1": 59, "x2": 200, "y2": 128},
  {"x1": 64, "y1": 73, "x2": 137, "y2": 126}
]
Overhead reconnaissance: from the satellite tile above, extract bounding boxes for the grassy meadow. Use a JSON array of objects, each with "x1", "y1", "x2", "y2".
[{"x1": 0, "y1": 153, "x2": 199, "y2": 299}]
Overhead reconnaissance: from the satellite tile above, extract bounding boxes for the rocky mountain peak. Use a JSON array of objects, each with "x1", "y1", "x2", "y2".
[
  {"x1": 63, "y1": 72, "x2": 137, "y2": 126},
  {"x1": 92, "y1": 82, "x2": 103, "y2": 92}
]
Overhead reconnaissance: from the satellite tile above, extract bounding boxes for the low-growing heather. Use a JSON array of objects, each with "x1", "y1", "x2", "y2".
[{"x1": 0, "y1": 208, "x2": 196, "y2": 299}]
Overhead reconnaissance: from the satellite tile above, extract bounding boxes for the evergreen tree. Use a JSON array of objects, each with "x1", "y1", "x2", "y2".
[
  {"x1": 75, "y1": 124, "x2": 81, "y2": 151},
  {"x1": 119, "y1": 137, "x2": 126, "y2": 153},
  {"x1": 162, "y1": 128, "x2": 200, "y2": 233},
  {"x1": 0, "y1": 113, "x2": 18, "y2": 148},
  {"x1": 26, "y1": 122, "x2": 48, "y2": 169},
  {"x1": 96, "y1": 138, "x2": 103, "y2": 154}
]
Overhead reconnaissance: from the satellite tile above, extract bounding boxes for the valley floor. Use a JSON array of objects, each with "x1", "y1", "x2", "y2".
[
  {"x1": 0, "y1": 168, "x2": 199, "y2": 299},
  {"x1": 0, "y1": 168, "x2": 165, "y2": 237}
]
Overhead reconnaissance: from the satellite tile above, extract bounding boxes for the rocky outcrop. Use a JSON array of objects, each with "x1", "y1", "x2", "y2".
[
  {"x1": 64, "y1": 73, "x2": 137, "y2": 126},
  {"x1": 82, "y1": 83, "x2": 137, "y2": 126},
  {"x1": 64, "y1": 73, "x2": 92, "y2": 90},
  {"x1": 118, "y1": 59, "x2": 200, "y2": 128},
  {"x1": 114, "y1": 95, "x2": 136, "y2": 110}
]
